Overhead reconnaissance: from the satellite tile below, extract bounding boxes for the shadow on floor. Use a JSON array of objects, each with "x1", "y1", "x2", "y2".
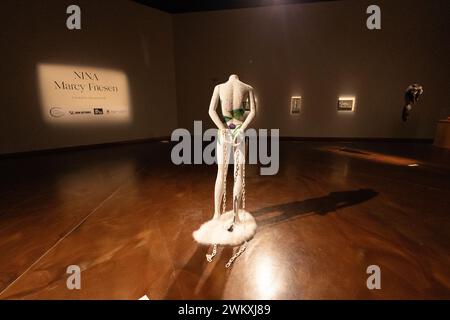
[
  {"x1": 164, "y1": 245, "x2": 234, "y2": 299},
  {"x1": 164, "y1": 188, "x2": 377, "y2": 298},
  {"x1": 253, "y1": 188, "x2": 378, "y2": 227}
]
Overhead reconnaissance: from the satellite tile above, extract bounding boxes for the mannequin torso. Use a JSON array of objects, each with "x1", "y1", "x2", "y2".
[
  {"x1": 209, "y1": 74, "x2": 256, "y2": 132},
  {"x1": 218, "y1": 75, "x2": 251, "y2": 129}
]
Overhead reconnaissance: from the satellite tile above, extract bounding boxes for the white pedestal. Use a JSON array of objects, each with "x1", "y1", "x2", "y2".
[
  {"x1": 434, "y1": 119, "x2": 450, "y2": 149},
  {"x1": 193, "y1": 210, "x2": 257, "y2": 246}
]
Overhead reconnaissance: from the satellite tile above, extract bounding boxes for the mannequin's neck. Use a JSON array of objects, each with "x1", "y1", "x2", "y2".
[{"x1": 228, "y1": 74, "x2": 239, "y2": 81}]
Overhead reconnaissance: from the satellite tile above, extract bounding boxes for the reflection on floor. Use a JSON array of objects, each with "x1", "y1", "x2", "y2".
[
  {"x1": 0, "y1": 141, "x2": 449, "y2": 299},
  {"x1": 320, "y1": 146, "x2": 423, "y2": 166},
  {"x1": 320, "y1": 145, "x2": 450, "y2": 171}
]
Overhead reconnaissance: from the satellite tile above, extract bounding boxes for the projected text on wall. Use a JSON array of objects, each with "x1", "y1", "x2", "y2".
[{"x1": 37, "y1": 64, "x2": 131, "y2": 124}]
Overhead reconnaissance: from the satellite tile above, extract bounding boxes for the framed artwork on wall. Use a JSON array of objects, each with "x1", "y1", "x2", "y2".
[
  {"x1": 291, "y1": 96, "x2": 301, "y2": 114},
  {"x1": 338, "y1": 97, "x2": 355, "y2": 111}
]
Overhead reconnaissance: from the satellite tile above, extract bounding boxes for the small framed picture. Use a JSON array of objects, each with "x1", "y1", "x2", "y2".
[
  {"x1": 338, "y1": 97, "x2": 355, "y2": 111},
  {"x1": 291, "y1": 96, "x2": 301, "y2": 114}
]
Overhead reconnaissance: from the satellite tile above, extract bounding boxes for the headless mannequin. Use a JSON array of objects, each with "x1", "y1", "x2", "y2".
[
  {"x1": 193, "y1": 74, "x2": 257, "y2": 268},
  {"x1": 208, "y1": 74, "x2": 256, "y2": 228}
]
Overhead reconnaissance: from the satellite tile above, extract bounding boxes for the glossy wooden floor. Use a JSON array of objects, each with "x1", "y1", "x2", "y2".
[{"x1": 0, "y1": 141, "x2": 449, "y2": 299}]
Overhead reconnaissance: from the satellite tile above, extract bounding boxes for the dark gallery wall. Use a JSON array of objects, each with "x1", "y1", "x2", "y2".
[
  {"x1": 174, "y1": 0, "x2": 450, "y2": 138},
  {"x1": 0, "y1": 0, "x2": 177, "y2": 154},
  {"x1": 1, "y1": 0, "x2": 449, "y2": 155}
]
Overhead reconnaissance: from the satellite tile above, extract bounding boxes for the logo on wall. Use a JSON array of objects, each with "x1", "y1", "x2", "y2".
[
  {"x1": 106, "y1": 109, "x2": 126, "y2": 114},
  {"x1": 49, "y1": 107, "x2": 65, "y2": 118},
  {"x1": 94, "y1": 108, "x2": 104, "y2": 115},
  {"x1": 68, "y1": 110, "x2": 92, "y2": 115}
]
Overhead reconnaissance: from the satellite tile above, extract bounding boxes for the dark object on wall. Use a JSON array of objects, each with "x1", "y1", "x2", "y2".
[{"x1": 402, "y1": 84, "x2": 423, "y2": 122}]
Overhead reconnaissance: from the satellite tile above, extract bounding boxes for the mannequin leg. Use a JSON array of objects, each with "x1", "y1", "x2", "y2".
[
  {"x1": 232, "y1": 139, "x2": 246, "y2": 223},
  {"x1": 213, "y1": 137, "x2": 228, "y2": 219}
]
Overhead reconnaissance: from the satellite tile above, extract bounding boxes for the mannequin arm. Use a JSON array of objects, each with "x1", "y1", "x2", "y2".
[
  {"x1": 208, "y1": 85, "x2": 227, "y2": 130},
  {"x1": 240, "y1": 88, "x2": 256, "y2": 131}
]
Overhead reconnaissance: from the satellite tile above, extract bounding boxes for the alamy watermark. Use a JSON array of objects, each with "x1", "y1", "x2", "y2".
[
  {"x1": 171, "y1": 121, "x2": 279, "y2": 175},
  {"x1": 366, "y1": 5, "x2": 381, "y2": 30},
  {"x1": 66, "y1": 5, "x2": 81, "y2": 30},
  {"x1": 366, "y1": 265, "x2": 381, "y2": 290},
  {"x1": 66, "y1": 265, "x2": 81, "y2": 290}
]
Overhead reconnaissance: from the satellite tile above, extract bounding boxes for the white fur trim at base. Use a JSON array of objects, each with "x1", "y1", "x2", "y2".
[{"x1": 193, "y1": 210, "x2": 257, "y2": 246}]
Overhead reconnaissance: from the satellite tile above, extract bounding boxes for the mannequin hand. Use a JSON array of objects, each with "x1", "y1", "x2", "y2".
[
  {"x1": 219, "y1": 127, "x2": 229, "y2": 135},
  {"x1": 219, "y1": 127, "x2": 245, "y2": 145},
  {"x1": 231, "y1": 127, "x2": 244, "y2": 143}
]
